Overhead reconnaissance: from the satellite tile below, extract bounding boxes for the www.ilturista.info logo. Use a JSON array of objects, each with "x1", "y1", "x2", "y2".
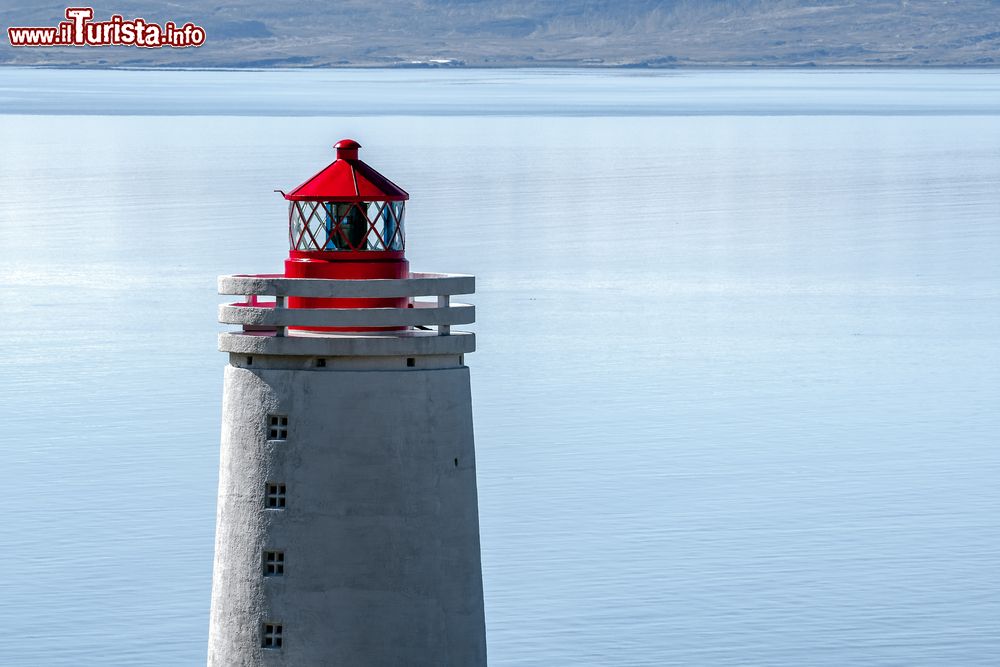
[{"x1": 7, "y1": 7, "x2": 206, "y2": 48}]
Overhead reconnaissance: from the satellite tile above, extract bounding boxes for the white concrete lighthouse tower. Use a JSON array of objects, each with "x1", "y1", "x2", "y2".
[{"x1": 208, "y1": 140, "x2": 487, "y2": 665}]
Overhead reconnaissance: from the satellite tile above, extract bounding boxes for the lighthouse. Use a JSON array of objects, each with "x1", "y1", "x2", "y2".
[{"x1": 208, "y1": 140, "x2": 487, "y2": 665}]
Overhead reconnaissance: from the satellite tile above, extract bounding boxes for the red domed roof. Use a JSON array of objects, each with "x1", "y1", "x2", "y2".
[{"x1": 282, "y1": 139, "x2": 409, "y2": 202}]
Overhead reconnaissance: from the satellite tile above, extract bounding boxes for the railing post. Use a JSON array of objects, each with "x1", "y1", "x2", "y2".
[
  {"x1": 438, "y1": 294, "x2": 450, "y2": 336},
  {"x1": 275, "y1": 295, "x2": 286, "y2": 337}
]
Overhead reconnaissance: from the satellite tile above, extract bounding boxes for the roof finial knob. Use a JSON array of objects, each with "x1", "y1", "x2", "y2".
[{"x1": 335, "y1": 138, "x2": 361, "y2": 161}]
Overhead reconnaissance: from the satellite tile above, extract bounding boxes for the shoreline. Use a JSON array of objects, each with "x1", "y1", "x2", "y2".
[{"x1": 3, "y1": 63, "x2": 1000, "y2": 72}]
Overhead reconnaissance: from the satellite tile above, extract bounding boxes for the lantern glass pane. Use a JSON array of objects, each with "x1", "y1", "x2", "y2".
[
  {"x1": 289, "y1": 202, "x2": 306, "y2": 249},
  {"x1": 290, "y1": 201, "x2": 325, "y2": 251},
  {"x1": 367, "y1": 202, "x2": 387, "y2": 250},
  {"x1": 388, "y1": 202, "x2": 405, "y2": 250}
]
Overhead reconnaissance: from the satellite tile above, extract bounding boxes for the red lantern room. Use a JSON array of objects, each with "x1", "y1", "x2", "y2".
[{"x1": 282, "y1": 139, "x2": 410, "y2": 319}]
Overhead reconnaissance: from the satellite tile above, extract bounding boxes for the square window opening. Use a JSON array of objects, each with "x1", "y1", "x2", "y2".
[
  {"x1": 268, "y1": 415, "x2": 288, "y2": 440},
  {"x1": 264, "y1": 550, "x2": 285, "y2": 576},
  {"x1": 266, "y1": 482, "x2": 286, "y2": 509},
  {"x1": 262, "y1": 622, "x2": 283, "y2": 649}
]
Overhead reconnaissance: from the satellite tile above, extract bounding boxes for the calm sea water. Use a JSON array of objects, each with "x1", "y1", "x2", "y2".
[{"x1": 1, "y1": 69, "x2": 998, "y2": 666}]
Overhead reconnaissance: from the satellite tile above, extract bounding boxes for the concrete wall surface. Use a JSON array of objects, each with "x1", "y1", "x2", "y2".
[{"x1": 208, "y1": 363, "x2": 486, "y2": 666}]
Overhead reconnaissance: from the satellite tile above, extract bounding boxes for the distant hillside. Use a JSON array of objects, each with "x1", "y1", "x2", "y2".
[{"x1": 3, "y1": 0, "x2": 1000, "y2": 67}]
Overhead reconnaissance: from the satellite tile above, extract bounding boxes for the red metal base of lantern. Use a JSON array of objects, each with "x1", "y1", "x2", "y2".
[{"x1": 284, "y1": 251, "x2": 409, "y2": 332}]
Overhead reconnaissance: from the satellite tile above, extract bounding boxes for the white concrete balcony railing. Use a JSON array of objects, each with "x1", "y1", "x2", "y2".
[{"x1": 218, "y1": 272, "x2": 475, "y2": 357}]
